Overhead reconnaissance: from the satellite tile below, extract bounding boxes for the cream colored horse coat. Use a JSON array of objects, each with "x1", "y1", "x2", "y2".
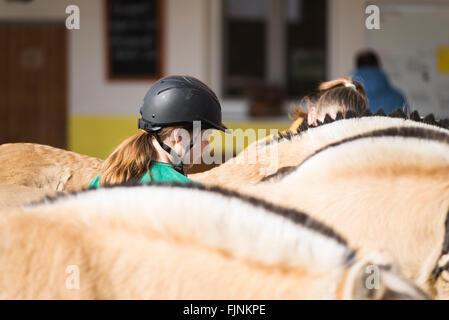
[
  {"x1": 241, "y1": 126, "x2": 449, "y2": 298},
  {"x1": 0, "y1": 184, "x2": 427, "y2": 299}
]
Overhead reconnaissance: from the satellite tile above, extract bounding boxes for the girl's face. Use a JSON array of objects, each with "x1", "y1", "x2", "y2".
[
  {"x1": 190, "y1": 129, "x2": 212, "y2": 164},
  {"x1": 171, "y1": 128, "x2": 212, "y2": 165},
  {"x1": 200, "y1": 129, "x2": 212, "y2": 152}
]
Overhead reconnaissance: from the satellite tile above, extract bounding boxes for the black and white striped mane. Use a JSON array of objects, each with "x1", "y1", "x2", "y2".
[
  {"x1": 262, "y1": 125, "x2": 449, "y2": 183},
  {"x1": 26, "y1": 182, "x2": 356, "y2": 271},
  {"x1": 271, "y1": 108, "x2": 449, "y2": 145}
]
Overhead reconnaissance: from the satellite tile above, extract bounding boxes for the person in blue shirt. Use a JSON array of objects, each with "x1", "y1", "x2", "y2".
[
  {"x1": 352, "y1": 50, "x2": 409, "y2": 115},
  {"x1": 89, "y1": 75, "x2": 228, "y2": 189}
]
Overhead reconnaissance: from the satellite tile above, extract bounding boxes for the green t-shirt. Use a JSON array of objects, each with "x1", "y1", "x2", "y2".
[{"x1": 88, "y1": 161, "x2": 196, "y2": 189}]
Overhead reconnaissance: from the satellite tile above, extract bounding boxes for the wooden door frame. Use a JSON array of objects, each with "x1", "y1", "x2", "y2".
[{"x1": 0, "y1": 21, "x2": 68, "y2": 148}]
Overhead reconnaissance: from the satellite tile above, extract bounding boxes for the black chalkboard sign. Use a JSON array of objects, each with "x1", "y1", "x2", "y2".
[{"x1": 105, "y1": 0, "x2": 163, "y2": 79}]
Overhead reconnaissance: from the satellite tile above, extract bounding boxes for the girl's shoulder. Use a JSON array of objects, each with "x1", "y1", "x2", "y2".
[
  {"x1": 149, "y1": 162, "x2": 198, "y2": 185},
  {"x1": 88, "y1": 174, "x2": 101, "y2": 189}
]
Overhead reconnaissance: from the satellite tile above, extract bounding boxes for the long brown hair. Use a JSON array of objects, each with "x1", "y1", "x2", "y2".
[
  {"x1": 99, "y1": 128, "x2": 175, "y2": 186},
  {"x1": 293, "y1": 77, "x2": 367, "y2": 119}
]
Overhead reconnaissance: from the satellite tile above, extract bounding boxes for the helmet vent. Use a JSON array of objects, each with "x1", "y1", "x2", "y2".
[{"x1": 157, "y1": 86, "x2": 184, "y2": 95}]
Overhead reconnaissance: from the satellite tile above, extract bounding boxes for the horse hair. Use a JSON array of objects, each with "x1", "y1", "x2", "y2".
[
  {"x1": 262, "y1": 125, "x2": 449, "y2": 183},
  {"x1": 268, "y1": 108, "x2": 449, "y2": 146},
  {"x1": 27, "y1": 181, "x2": 356, "y2": 265}
]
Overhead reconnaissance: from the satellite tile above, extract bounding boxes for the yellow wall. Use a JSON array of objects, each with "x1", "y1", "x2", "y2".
[
  {"x1": 69, "y1": 116, "x2": 290, "y2": 159},
  {"x1": 69, "y1": 116, "x2": 139, "y2": 159}
]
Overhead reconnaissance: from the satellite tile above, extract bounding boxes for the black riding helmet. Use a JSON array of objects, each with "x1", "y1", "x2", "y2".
[
  {"x1": 138, "y1": 75, "x2": 228, "y2": 132},
  {"x1": 138, "y1": 75, "x2": 228, "y2": 174}
]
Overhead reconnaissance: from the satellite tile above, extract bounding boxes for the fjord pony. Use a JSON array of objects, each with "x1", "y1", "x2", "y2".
[
  {"x1": 191, "y1": 111, "x2": 449, "y2": 189},
  {"x1": 0, "y1": 184, "x2": 426, "y2": 299},
  {"x1": 241, "y1": 126, "x2": 449, "y2": 298}
]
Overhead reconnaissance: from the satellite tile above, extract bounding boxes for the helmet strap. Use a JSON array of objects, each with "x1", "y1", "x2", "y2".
[{"x1": 152, "y1": 131, "x2": 201, "y2": 176}]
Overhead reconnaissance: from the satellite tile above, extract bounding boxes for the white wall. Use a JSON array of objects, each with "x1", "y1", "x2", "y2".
[
  {"x1": 327, "y1": 0, "x2": 365, "y2": 79},
  {"x1": 0, "y1": 0, "x2": 212, "y2": 116},
  {"x1": 3, "y1": 0, "x2": 448, "y2": 118},
  {"x1": 328, "y1": 0, "x2": 449, "y2": 80},
  {"x1": 328, "y1": 0, "x2": 449, "y2": 116}
]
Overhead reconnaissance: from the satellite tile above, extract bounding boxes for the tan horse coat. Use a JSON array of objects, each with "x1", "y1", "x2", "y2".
[{"x1": 0, "y1": 143, "x2": 102, "y2": 191}]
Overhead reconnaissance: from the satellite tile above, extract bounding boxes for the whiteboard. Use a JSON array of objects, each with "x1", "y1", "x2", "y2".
[{"x1": 366, "y1": 3, "x2": 449, "y2": 118}]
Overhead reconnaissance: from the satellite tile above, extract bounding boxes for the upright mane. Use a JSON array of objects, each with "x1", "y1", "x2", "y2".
[
  {"x1": 276, "y1": 127, "x2": 449, "y2": 187},
  {"x1": 263, "y1": 109, "x2": 449, "y2": 147},
  {"x1": 300, "y1": 126, "x2": 449, "y2": 169},
  {"x1": 25, "y1": 183, "x2": 355, "y2": 273},
  {"x1": 262, "y1": 125, "x2": 449, "y2": 183}
]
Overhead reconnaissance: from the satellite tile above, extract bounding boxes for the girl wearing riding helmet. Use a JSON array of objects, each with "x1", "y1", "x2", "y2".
[{"x1": 89, "y1": 75, "x2": 228, "y2": 188}]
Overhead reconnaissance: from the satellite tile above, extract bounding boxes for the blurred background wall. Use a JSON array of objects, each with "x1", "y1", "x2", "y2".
[{"x1": 0, "y1": 0, "x2": 448, "y2": 159}]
